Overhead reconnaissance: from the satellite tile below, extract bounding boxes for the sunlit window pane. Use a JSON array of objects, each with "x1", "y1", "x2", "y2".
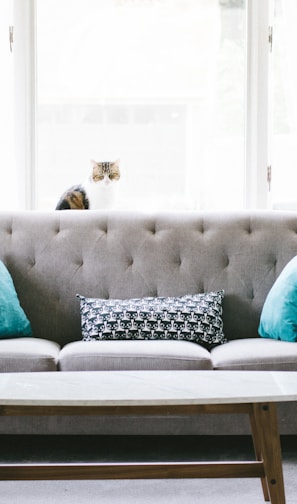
[{"x1": 36, "y1": 0, "x2": 246, "y2": 211}]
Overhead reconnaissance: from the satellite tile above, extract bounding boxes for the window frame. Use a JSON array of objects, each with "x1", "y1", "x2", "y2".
[
  {"x1": 13, "y1": 0, "x2": 36, "y2": 209},
  {"x1": 245, "y1": 0, "x2": 273, "y2": 209}
]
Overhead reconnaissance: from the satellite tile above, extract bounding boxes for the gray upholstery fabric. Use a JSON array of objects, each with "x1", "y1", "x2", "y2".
[
  {"x1": 0, "y1": 338, "x2": 60, "y2": 372},
  {"x1": 59, "y1": 340, "x2": 213, "y2": 371},
  {"x1": 212, "y1": 338, "x2": 297, "y2": 371}
]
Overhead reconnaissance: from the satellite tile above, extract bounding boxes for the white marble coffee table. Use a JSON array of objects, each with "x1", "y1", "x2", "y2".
[{"x1": 0, "y1": 370, "x2": 294, "y2": 503}]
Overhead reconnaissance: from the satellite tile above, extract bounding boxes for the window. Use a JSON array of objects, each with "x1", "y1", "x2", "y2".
[
  {"x1": 35, "y1": 0, "x2": 246, "y2": 211},
  {"x1": 11, "y1": 1, "x2": 292, "y2": 211}
]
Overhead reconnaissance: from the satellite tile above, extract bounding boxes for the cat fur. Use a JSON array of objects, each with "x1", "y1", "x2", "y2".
[{"x1": 55, "y1": 160, "x2": 120, "y2": 210}]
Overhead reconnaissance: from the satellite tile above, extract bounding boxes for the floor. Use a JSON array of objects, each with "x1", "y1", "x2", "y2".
[{"x1": 0, "y1": 435, "x2": 296, "y2": 503}]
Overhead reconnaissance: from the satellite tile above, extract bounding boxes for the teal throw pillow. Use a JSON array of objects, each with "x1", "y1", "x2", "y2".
[
  {"x1": 0, "y1": 260, "x2": 32, "y2": 338},
  {"x1": 259, "y1": 255, "x2": 297, "y2": 342}
]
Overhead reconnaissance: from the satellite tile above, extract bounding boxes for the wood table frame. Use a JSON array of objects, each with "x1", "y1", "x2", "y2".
[{"x1": 0, "y1": 400, "x2": 285, "y2": 504}]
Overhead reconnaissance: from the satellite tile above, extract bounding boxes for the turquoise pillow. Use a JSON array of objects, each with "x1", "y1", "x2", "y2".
[
  {"x1": 0, "y1": 261, "x2": 32, "y2": 338},
  {"x1": 259, "y1": 255, "x2": 297, "y2": 342}
]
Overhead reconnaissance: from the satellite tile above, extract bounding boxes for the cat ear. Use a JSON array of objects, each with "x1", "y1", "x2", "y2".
[
  {"x1": 112, "y1": 159, "x2": 120, "y2": 167},
  {"x1": 90, "y1": 159, "x2": 99, "y2": 168}
]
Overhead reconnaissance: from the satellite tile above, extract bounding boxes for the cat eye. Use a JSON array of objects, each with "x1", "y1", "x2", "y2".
[{"x1": 109, "y1": 173, "x2": 120, "y2": 180}]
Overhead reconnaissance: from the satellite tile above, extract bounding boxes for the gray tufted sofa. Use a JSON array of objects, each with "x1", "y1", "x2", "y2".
[{"x1": 1, "y1": 209, "x2": 297, "y2": 436}]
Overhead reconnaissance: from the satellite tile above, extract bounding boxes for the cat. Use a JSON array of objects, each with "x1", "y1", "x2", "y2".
[{"x1": 55, "y1": 160, "x2": 120, "y2": 210}]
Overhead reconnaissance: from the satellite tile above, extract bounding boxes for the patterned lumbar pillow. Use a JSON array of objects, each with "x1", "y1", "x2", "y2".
[{"x1": 77, "y1": 290, "x2": 226, "y2": 349}]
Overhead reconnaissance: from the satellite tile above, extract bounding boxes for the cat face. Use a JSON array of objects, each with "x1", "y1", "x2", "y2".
[{"x1": 90, "y1": 160, "x2": 120, "y2": 186}]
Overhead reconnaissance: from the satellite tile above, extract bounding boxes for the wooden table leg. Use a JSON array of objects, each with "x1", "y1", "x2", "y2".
[
  {"x1": 251, "y1": 403, "x2": 286, "y2": 504},
  {"x1": 249, "y1": 409, "x2": 270, "y2": 502}
]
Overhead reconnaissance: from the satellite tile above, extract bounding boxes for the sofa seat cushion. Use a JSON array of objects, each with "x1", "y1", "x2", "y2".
[
  {"x1": 0, "y1": 338, "x2": 60, "y2": 372},
  {"x1": 58, "y1": 340, "x2": 213, "y2": 371},
  {"x1": 211, "y1": 338, "x2": 297, "y2": 371}
]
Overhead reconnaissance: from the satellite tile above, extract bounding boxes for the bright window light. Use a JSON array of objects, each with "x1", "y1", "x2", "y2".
[{"x1": 36, "y1": 0, "x2": 246, "y2": 211}]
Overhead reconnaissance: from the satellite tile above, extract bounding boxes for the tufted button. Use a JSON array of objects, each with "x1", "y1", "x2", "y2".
[
  {"x1": 248, "y1": 288, "x2": 255, "y2": 300},
  {"x1": 29, "y1": 257, "x2": 36, "y2": 267},
  {"x1": 148, "y1": 224, "x2": 156, "y2": 235},
  {"x1": 243, "y1": 220, "x2": 252, "y2": 234},
  {"x1": 73, "y1": 259, "x2": 83, "y2": 269},
  {"x1": 196, "y1": 282, "x2": 204, "y2": 293},
  {"x1": 198, "y1": 222, "x2": 205, "y2": 234}
]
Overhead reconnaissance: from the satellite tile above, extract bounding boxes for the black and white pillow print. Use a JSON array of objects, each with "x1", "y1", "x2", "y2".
[{"x1": 77, "y1": 290, "x2": 226, "y2": 349}]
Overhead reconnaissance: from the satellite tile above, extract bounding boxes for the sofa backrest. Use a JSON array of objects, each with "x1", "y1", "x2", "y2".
[{"x1": 1, "y1": 210, "x2": 297, "y2": 347}]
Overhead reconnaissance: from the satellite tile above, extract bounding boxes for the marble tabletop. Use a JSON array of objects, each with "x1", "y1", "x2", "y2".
[{"x1": 0, "y1": 370, "x2": 297, "y2": 407}]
